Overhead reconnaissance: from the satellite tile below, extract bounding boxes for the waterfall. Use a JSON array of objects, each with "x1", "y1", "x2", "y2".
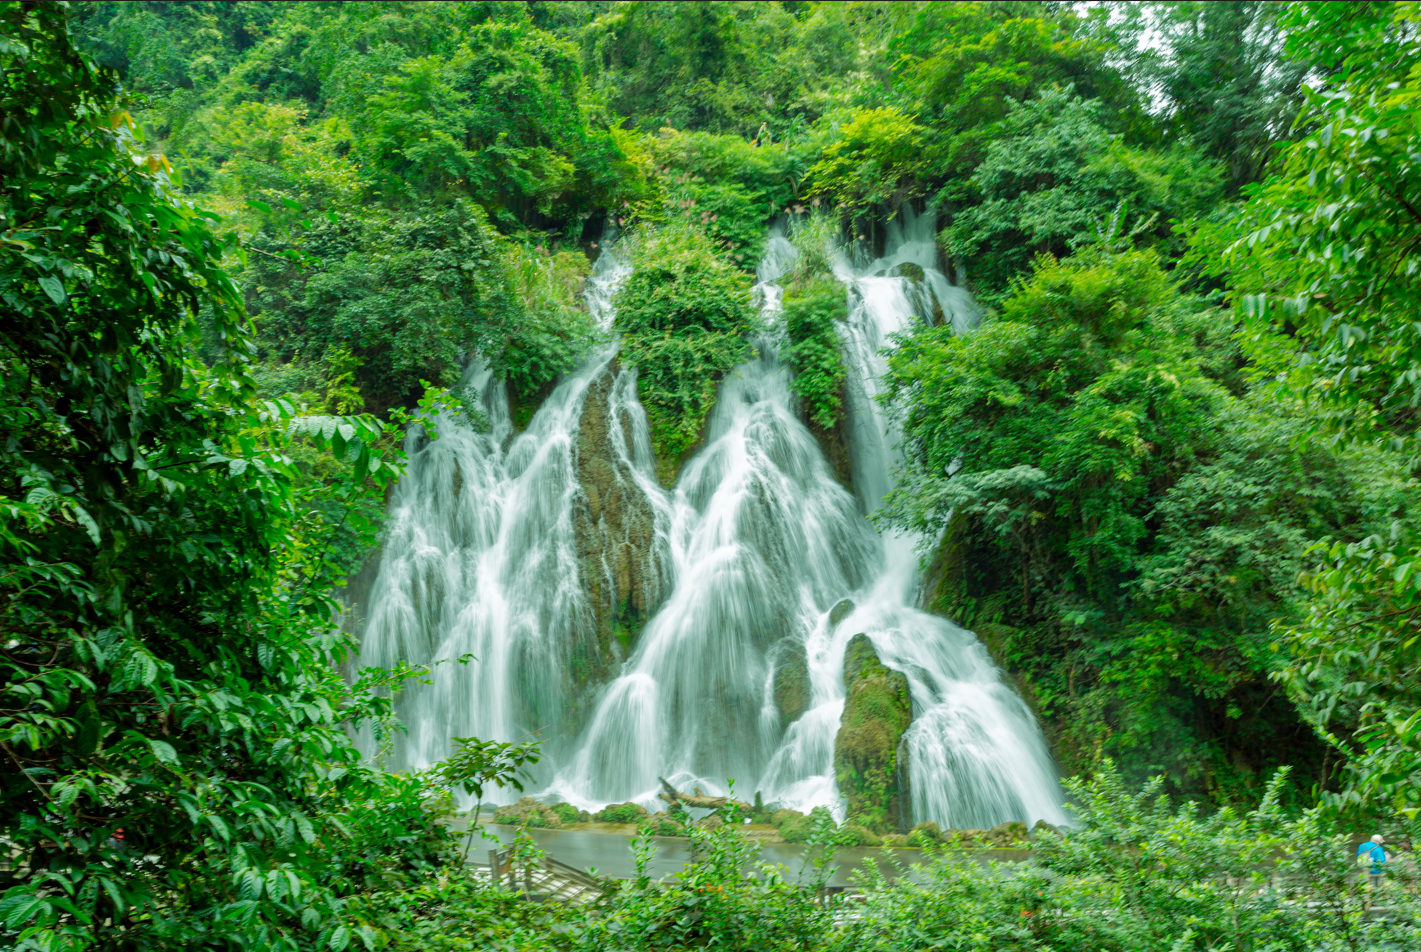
[
  {"x1": 355, "y1": 214, "x2": 1067, "y2": 831},
  {"x1": 351, "y1": 243, "x2": 648, "y2": 771}
]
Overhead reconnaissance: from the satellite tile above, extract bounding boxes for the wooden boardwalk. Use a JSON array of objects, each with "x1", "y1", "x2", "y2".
[{"x1": 477, "y1": 846, "x2": 604, "y2": 904}]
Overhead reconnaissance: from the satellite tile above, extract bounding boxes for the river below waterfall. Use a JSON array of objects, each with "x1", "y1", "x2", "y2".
[{"x1": 353, "y1": 210, "x2": 1069, "y2": 831}]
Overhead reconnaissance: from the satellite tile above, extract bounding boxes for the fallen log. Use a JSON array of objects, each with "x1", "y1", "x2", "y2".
[{"x1": 657, "y1": 777, "x2": 752, "y2": 811}]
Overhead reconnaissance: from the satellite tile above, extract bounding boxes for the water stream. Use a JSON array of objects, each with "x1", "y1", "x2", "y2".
[{"x1": 355, "y1": 213, "x2": 1068, "y2": 831}]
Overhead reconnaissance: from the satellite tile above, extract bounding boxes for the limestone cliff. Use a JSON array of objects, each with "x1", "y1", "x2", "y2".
[
  {"x1": 804, "y1": 379, "x2": 853, "y2": 493},
  {"x1": 570, "y1": 362, "x2": 668, "y2": 699},
  {"x1": 834, "y1": 633, "x2": 913, "y2": 834}
]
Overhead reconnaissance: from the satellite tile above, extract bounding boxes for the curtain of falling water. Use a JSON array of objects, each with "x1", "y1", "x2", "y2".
[
  {"x1": 357, "y1": 216, "x2": 1068, "y2": 830},
  {"x1": 552, "y1": 211, "x2": 1067, "y2": 829},
  {"x1": 352, "y1": 244, "x2": 649, "y2": 775}
]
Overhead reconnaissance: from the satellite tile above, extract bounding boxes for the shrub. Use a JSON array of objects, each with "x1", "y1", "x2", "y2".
[
  {"x1": 357, "y1": 766, "x2": 1421, "y2": 952},
  {"x1": 494, "y1": 797, "x2": 562, "y2": 828},
  {"x1": 615, "y1": 224, "x2": 757, "y2": 479},
  {"x1": 550, "y1": 802, "x2": 591, "y2": 825},
  {"x1": 769, "y1": 808, "x2": 805, "y2": 828},
  {"x1": 840, "y1": 823, "x2": 882, "y2": 847},
  {"x1": 648, "y1": 817, "x2": 688, "y2": 836},
  {"x1": 594, "y1": 801, "x2": 650, "y2": 824},
  {"x1": 911, "y1": 820, "x2": 942, "y2": 845},
  {"x1": 778, "y1": 806, "x2": 834, "y2": 844},
  {"x1": 501, "y1": 244, "x2": 601, "y2": 396},
  {"x1": 781, "y1": 277, "x2": 848, "y2": 430}
]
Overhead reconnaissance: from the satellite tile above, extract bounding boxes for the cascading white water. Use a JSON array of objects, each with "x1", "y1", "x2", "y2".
[
  {"x1": 818, "y1": 207, "x2": 1065, "y2": 829},
  {"x1": 356, "y1": 214, "x2": 1067, "y2": 830},
  {"x1": 353, "y1": 244, "x2": 650, "y2": 773}
]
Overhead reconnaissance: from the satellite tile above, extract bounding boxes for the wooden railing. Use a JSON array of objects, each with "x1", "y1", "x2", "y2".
[{"x1": 487, "y1": 846, "x2": 603, "y2": 902}]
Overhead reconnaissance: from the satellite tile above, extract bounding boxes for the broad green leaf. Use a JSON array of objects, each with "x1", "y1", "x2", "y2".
[{"x1": 37, "y1": 275, "x2": 65, "y2": 304}]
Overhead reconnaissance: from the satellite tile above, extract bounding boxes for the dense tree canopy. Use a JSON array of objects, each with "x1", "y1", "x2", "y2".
[{"x1": 6, "y1": 1, "x2": 1421, "y2": 948}]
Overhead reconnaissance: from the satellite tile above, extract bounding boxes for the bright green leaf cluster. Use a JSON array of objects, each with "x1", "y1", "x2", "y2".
[{"x1": 615, "y1": 224, "x2": 757, "y2": 480}]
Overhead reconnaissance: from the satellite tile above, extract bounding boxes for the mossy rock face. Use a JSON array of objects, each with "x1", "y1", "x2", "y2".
[
  {"x1": 829, "y1": 598, "x2": 855, "y2": 627},
  {"x1": 834, "y1": 633, "x2": 913, "y2": 834},
  {"x1": 568, "y1": 363, "x2": 668, "y2": 733},
  {"x1": 771, "y1": 638, "x2": 811, "y2": 727}
]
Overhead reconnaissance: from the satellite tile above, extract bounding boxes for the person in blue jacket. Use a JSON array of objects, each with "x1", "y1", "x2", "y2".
[{"x1": 1357, "y1": 833, "x2": 1389, "y2": 892}]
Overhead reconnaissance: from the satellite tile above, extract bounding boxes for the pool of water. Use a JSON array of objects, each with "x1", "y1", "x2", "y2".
[{"x1": 455, "y1": 820, "x2": 1027, "y2": 886}]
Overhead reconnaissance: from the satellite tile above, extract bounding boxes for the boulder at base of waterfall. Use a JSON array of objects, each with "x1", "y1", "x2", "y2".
[
  {"x1": 833, "y1": 633, "x2": 913, "y2": 834},
  {"x1": 775, "y1": 806, "x2": 834, "y2": 844},
  {"x1": 550, "y1": 802, "x2": 593, "y2": 825},
  {"x1": 770, "y1": 638, "x2": 811, "y2": 727},
  {"x1": 839, "y1": 822, "x2": 881, "y2": 847},
  {"x1": 934, "y1": 821, "x2": 1031, "y2": 848},
  {"x1": 828, "y1": 598, "x2": 855, "y2": 627},
  {"x1": 910, "y1": 820, "x2": 942, "y2": 845},
  {"x1": 493, "y1": 797, "x2": 562, "y2": 828}
]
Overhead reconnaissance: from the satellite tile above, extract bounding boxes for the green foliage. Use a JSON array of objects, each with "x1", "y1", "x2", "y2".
[
  {"x1": 68, "y1": 1, "x2": 623, "y2": 415},
  {"x1": 1281, "y1": 535, "x2": 1421, "y2": 818},
  {"x1": 1102, "y1": 1, "x2": 1309, "y2": 191},
  {"x1": 781, "y1": 278, "x2": 847, "y2": 430},
  {"x1": 831, "y1": 765, "x2": 1421, "y2": 952},
  {"x1": 355, "y1": 867, "x2": 578, "y2": 952},
  {"x1": 885, "y1": 247, "x2": 1224, "y2": 591},
  {"x1": 595, "y1": 802, "x2": 649, "y2": 825},
  {"x1": 44, "y1": 0, "x2": 1421, "y2": 873},
  {"x1": 571, "y1": 798, "x2": 839, "y2": 950},
  {"x1": 891, "y1": 2, "x2": 1138, "y2": 187},
  {"x1": 806, "y1": 107, "x2": 927, "y2": 214},
  {"x1": 615, "y1": 224, "x2": 757, "y2": 478},
  {"x1": 648, "y1": 129, "x2": 808, "y2": 266},
  {"x1": 0, "y1": 8, "x2": 460, "y2": 948},
  {"x1": 549, "y1": 802, "x2": 590, "y2": 825},
  {"x1": 1215, "y1": 17, "x2": 1421, "y2": 448},
  {"x1": 575, "y1": 0, "x2": 895, "y2": 138},
  {"x1": 432, "y1": 737, "x2": 542, "y2": 803},
  {"x1": 245, "y1": 201, "x2": 514, "y2": 415},
  {"x1": 501, "y1": 244, "x2": 601, "y2": 395},
  {"x1": 945, "y1": 88, "x2": 1222, "y2": 305},
  {"x1": 354, "y1": 766, "x2": 1421, "y2": 951},
  {"x1": 1204, "y1": 1, "x2": 1421, "y2": 816},
  {"x1": 880, "y1": 246, "x2": 1411, "y2": 798},
  {"x1": 353, "y1": 18, "x2": 587, "y2": 219}
]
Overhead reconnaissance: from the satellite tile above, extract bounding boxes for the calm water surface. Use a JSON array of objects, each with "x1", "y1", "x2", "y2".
[{"x1": 456, "y1": 820, "x2": 1025, "y2": 886}]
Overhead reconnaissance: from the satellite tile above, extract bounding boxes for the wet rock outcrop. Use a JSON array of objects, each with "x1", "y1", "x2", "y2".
[
  {"x1": 834, "y1": 633, "x2": 913, "y2": 834},
  {"x1": 805, "y1": 384, "x2": 853, "y2": 493},
  {"x1": 770, "y1": 638, "x2": 810, "y2": 728},
  {"x1": 770, "y1": 601, "x2": 858, "y2": 729},
  {"x1": 570, "y1": 363, "x2": 667, "y2": 697}
]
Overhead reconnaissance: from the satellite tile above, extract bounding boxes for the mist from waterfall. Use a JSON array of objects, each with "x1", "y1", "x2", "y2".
[{"x1": 355, "y1": 213, "x2": 1067, "y2": 831}]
